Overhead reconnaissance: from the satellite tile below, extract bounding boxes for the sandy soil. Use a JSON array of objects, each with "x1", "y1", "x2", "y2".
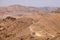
[{"x1": 0, "y1": 14, "x2": 60, "y2": 40}]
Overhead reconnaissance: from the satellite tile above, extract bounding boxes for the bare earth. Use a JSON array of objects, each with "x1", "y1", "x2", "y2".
[{"x1": 0, "y1": 5, "x2": 60, "y2": 40}]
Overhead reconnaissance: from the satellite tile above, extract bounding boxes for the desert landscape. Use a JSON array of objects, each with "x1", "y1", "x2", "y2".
[{"x1": 0, "y1": 5, "x2": 60, "y2": 40}]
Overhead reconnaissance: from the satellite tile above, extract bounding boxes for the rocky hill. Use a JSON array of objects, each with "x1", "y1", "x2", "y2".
[
  {"x1": 0, "y1": 5, "x2": 44, "y2": 17},
  {"x1": 0, "y1": 13, "x2": 60, "y2": 40},
  {"x1": 0, "y1": 5, "x2": 60, "y2": 40}
]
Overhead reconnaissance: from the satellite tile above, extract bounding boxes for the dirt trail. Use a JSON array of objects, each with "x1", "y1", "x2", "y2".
[{"x1": 0, "y1": 14, "x2": 60, "y2": 40}]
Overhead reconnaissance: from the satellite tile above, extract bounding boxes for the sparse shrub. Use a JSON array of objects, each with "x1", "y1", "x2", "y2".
[
  {"x1": 3, "y1": 16, "x2": 16, "y2": 21},
  {"x1": 5, "y1": 16, "x2": 16, "y2": 20}
]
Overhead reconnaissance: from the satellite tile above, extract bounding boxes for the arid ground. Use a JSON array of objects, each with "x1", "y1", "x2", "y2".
[{"x1": 0, "y1": 5, "x2": 60, "y2": 40}]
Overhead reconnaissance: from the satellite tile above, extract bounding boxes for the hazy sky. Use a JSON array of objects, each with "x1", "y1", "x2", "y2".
[{"x1": 0, "y1": 0, "x2": 60, "y2": 7}]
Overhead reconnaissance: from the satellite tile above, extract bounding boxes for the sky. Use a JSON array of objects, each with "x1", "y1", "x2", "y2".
[{"x1": 0, "y1": 0, "x2": 60, "y2": 7}]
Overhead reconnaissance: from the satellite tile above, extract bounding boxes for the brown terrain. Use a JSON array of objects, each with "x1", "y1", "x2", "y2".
[{"x1": 0, "y1": 5, "x2": 60, "y2": 40}]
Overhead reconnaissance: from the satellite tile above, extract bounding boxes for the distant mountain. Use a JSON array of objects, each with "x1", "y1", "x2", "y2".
[
  {"x1": 0, "y1": 5, "x2": 43, "y2": 16},
  {"x1": 0, "y1": 5, "x2": 60, "y2": 18},
  {"x1": 40, "y1": 7, "x2": 58, "y2": 13},
  {"x1": 51, "y1": 8, "x2": 60, "y2": 13}
]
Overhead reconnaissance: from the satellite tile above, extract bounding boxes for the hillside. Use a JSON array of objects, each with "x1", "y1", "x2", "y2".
[
  {"x1": 0, "y1": 5, "x2": 44, "y2": 17},
  {"x1": 0, "y1": 5, "x2": 60, "y2": 40},
  {"x1": 0, "y1": 13, "x2": 60, "y2": 40}
]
